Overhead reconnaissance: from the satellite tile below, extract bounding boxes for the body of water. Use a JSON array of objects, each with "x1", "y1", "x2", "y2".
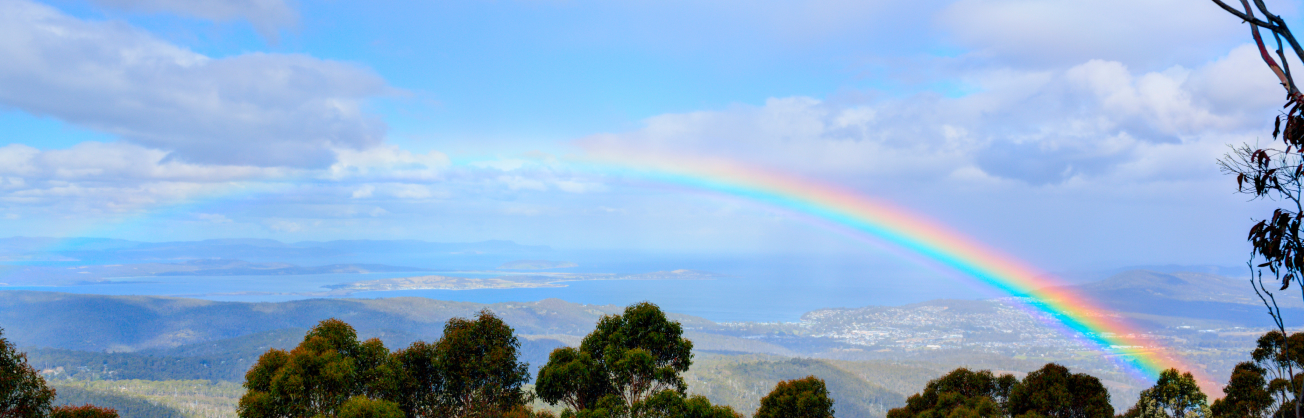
[{"x1": 0, "y1": 255, "x2": 1002, "y2": 322}]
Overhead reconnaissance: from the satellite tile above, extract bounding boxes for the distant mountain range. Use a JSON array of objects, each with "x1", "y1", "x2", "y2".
[
  {"x1": 0, "y1": 237, "x2": 553, "y2": 264},
  {"x1": 0, "y1": 259, "x2": 430, "y2": 286},
  {"x1": 1064, "y1": 269, "x2": 1304, "y2": 328},
  {"x1": 497, "y1": 260, "x2": 579, "y2": 270},
  {"x1": 1, "y1": 292, "x2": 950, "y2": 418},
  {"x1": 2, "y1": 268, "x2": 1296, "y2": 416}
]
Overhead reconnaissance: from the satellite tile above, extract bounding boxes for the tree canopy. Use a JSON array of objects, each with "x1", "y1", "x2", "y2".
[
  {"x1": 753, "y1": 376, "x2": 834, "y2": 418},
  {"x1": 239, "y1": 318, "x2": 396, "y2": 418},
  {"x1": 537, "y1": 301, "x2": 732, "y2": 418},
  {"x1": 240, "y1": 311, "x2": 536, "y2": 418},
  {"x1": 391, "y1": 309, "x2": 530, "y2": 418},
  {"x1": 0, "y1": 327, "x2": 56, "y2": 418},
  {"x1": 886, "y1": 364, "x2": 1114, "y2": 418},
  {"x1": 50, "y1": 405, "x2": 119, "y2": 418},
  {"x1": 1007, "y1": 363, "x2": 1112, "y2": 418},
  {"x1": 1122, "y1": 369, "x2": 1209, "y2": 418},
  {"x1": 886, "y1": 367, "x2": 1017, "y2": 418},
  {"x1": 336, "y1": 396, "x2": 404, "y2": 418},
  {"x1": 638, "y1": 391, "x2": 740, "y2": 418},
  {"x1": 1211, "y1": 362, "x2": 1274, "y2": 418}
]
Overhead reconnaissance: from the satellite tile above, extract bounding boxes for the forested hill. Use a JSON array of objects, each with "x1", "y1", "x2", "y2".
[
  {"x1": 0, "y1": 237, "x2": 552, "y2": 263},
  {"x1": 0, "y1": 291, "x2": 679, "y2": 352},
  {"x1": 1063, "y1": 270, "x2": 1304, "y2": 328},
  {"x1": 1, "y1": 268, "x2": 1288, "y2": 411}
]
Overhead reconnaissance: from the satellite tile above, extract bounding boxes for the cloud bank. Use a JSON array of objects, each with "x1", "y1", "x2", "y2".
[
  {"x1": 0, "y1": 0, "x2": 388, "y2": 168},
  {"x1": 86, "y1": 0, "x2": 296, "y2": 39},
  {"x1": 580, "y1": 45, "x2": 1280, "y2": 188}
]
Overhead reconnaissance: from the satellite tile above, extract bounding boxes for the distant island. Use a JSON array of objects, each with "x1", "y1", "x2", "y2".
[
  {"x1": 324, "y1": 275, "x2": 562, "y2": 293},
  {"x1": 327, "y1": 269, "x2": 722, "y2": 293},
  {"x1": 496, "y1": 260, "x2": 579, "y2": 270},
  {"x1": 0, "y1": 259, "x2": 431, "y2": 286}
]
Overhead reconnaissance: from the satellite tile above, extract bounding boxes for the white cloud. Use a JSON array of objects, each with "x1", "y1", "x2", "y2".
[
  {"x1": 579, "y1": 45, "x2": 1281, "y2": 187},
  {"x1": 387, "y1": 184, "x2": 434, "y2": 199},
  {"x1": 329, "y1": 145, "x2": 450, "y2": 181},
  {"x1": 0, "y1": 141, "x2": 284, "y2": 213},
  {"x1": 0, "y1": 139, "x2": 458, "y2": 214},
  {"x1": 498, "y1": 175, "x2": 548, "y2": 192},
  {"x1": 351, "y1": 184, "x2": 375, "y2": 199},
  {"x1": 85, "y1": 0, "x2": 296, "y2": 40},
  {"x1": 0, "y1": 0, "x2": 390, "y2": 168},
  {"x1": 554, "y1": 179, "x2": 604, "y2": 193},
  {"x1": 196, "y1": 213, "x2": 232, "y2": 223},
  {"x1": 0, "y1": 142, "x2": 281, "y2": 181},
  {"x1": 471, "y1": 159, "x2": 531, "y2": 171},
  {"x1": 267, "y1": 220, "x2": 301, "y2": 232},
  {"x1": 938, "y1": 0, "x2": 1250, "y2": 68}
]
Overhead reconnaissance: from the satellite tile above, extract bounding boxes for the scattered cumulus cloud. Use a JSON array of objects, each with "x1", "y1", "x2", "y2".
[
  {"x1": 498, "y1": 175, "x2": 548, "y2": 192},
  {"x1": 267, "y1": 220, "x2": 301, "y2": 232},
  {"x1": 0, "y1": 0, "x2": 390, "y2": 168},
  {"x1": 0, "y1": 141, "x2": 282, "y2": 212},
  {"x1": 85, "y1": 0, "x2": 296, "y2": 40},
  {"x1": 580, "y1": 45, "x2": 1280, "y2": 187},
  {"x1": 0, "y1": 142, "x2": 281, "y2": 182},
  {"x1": 328, "y1": 145, "x2": 450, "y2": 181},
  {"x1": 196, "y1": 213, "x2": 233, "y2": 223},
  {"x1": 938, "y1": 0, "x2": 1246, "y2": 68},
  {"x1": 351, "y1": 185, "x2": 375, "y2": 199},
  {"x1": 387, "y1": 184, "x2": 435, "y2": 199},
  {"x1": 0, "y1": 0, "x2": 1281, "y2": 260},
  {"x1": 554, "y1": 180, "x2": 603, "y2": 193}
]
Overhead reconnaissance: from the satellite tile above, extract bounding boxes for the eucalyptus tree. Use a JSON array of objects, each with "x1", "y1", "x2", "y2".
[
  {"x1": 1213, "y1": 0, "x2": 1304, "y2": 415},
  {"x1": 536, "y1": 302, "x2": 695, "y2": 417},
  {"x1": 754, "y1": 376, "x2": 834, "y2": 418},
  {"x1": 0, "y1": 327, "x2": 55, "y2": 418}
]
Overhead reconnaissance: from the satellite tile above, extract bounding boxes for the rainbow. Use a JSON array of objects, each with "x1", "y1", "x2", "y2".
[{"x1": 579, "y1": 145, "x2": 1203, "y2": 384}]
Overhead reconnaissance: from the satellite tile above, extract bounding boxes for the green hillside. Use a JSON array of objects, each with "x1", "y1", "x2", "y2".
[
  {"x1": 685, "y1": 355, "x2": 906, "y2": 418},
  {"x1": 29, "y1": 327, "x2": 567, "y2": 383},
  {"x1": 0, "y1": 291, "x2": 655, "y2": 352},
  {"x1": 52, "y1": 384, "x2": 184, "y2": 418},
  {"x1": 54, "y1": 380, "x2": 241, "y2": 418}
]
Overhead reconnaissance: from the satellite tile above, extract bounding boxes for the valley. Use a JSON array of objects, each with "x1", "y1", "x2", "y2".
[{"x1": 1, "y1": 267, "x2": 1289, "y2": 417}]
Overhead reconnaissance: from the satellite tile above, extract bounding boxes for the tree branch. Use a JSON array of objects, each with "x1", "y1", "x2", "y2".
[
  {"x1": 1214, "y1": 0, "x2": 1275, "y2": 26},
  {"x1": 1239, "y1": 0, "x2": 1303, "y2": 100}
]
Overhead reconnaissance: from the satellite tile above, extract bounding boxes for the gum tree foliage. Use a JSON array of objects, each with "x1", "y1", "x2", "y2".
[
  {"x1": 753, "y1": 376, "x2": 835, "y2": 418},
  {"x1": 1007, "y1": 363, "x2": 1112, "y2": 418},
  {"x1": 533, "y1": 347, "x2": 609, "y2": 411},
  {"x1": 335, "y1": 396, "x2": 404, "y2": 418},
  {"x1": 637, "y1": 391, "x2": 740, "y2": 418},
  {"x1": 1211, "y1": 362, "x2": 1275, "y2": 417},
  {"x1": 1122, "y1": 369, "x2": 1209, "y2": 418},
  {"x1": 50, "y1": 405, "x2": 119, "y2": 418},
  {"x1": 1250, "y1": 331, "x2": 1304, "y2": 414},
  {"x1": 1212, "y1": 0, "x2": 1304, "y2": 414},
  {"x1": 885, "y1": 367, "x2": 1018, "y2": 418},
  {"x1": 240, "y1": 313, "x2": 536, "y2": 418},
  {"x1": 390, "y1": 309, "x2": 530, "y2": 418},
  {"x1": 1206, "y1": 331, "x2": 1304, "y2": 417},
  {"x1": 886, "y1": 364, "x2": 1112, "y2": 418},
  {"x1": 535, "y1": 302, "x2": 695, "y2": 417},
  {"x1": 0, "y1": 327, "x2": 56, "y2": 418},
  {"x1": 389, "y1": 341, "x2": 441, "y2": 417},
  {"x1": 238, "y1": 318, "x2": 398, "y2": 418}
]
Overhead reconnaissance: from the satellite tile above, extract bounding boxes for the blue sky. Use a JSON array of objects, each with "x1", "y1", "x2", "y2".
[{"x1": 0, "y1": 0, "x2": 1293, "y2": 270}]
